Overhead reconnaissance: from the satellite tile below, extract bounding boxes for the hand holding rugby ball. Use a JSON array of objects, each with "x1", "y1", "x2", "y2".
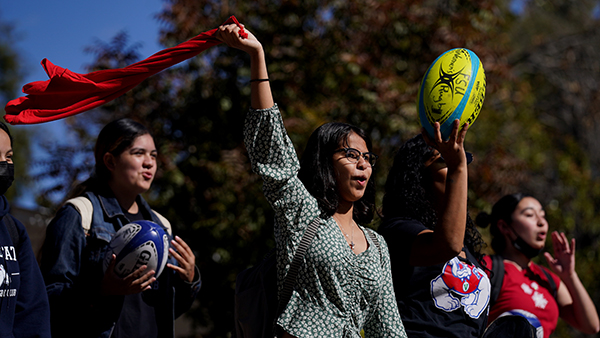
[
  {"x1": 104, "y1": 220, "x2": 170, "y2": 278},
  {"x1": 418, "y1": 48, "x2": 486, "y2": 140}
]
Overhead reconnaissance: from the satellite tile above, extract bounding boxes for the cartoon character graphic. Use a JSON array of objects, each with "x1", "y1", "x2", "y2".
[{"x1": 430, "y1": 257, "x2": 490, "y2": 318}]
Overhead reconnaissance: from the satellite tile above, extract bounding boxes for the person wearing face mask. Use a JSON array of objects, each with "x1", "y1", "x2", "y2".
[
  {"x1": 40, "y1": 118, "x2": 200, "y2": 338},
  {"x1": 476, "y1": 193, "x2": 600, "y2": 338},
  {"x1": 0, "y1": 122, "x2": 51, "y2": 338}
]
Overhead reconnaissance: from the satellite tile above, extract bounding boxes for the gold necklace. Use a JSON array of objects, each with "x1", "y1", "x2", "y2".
[{"x1": 334, "y1": 216, "x2": 355, "y2": 250}]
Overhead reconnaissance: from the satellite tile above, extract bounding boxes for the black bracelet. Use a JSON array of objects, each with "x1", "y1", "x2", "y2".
[{"x1": 250, "y1": 78, "x2": 269, "y2": 83}]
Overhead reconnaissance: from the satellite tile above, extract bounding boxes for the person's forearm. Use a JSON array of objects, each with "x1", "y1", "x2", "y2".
[
  {"x1": 249, "y1": 47, "x2": 274, "y2": 110},
  {"x1": 562, "y1": 272, "x2": 600, "y2": 334},
  {"x1": 436, "y1": 166, "x2": 468, "y2": 254}
]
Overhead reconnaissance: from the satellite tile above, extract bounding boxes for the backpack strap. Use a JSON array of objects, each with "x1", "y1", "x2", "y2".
[
  {"x1": 65, "y1": 196, "x2": 94, "y2": 236},
  {"x1": 365, "y1": 228, "x2": 383, "y2": 267},
  {"x1": 489, "y1": 256, "x2": 558, "y2": 304},
  {"x1": 65, "y1": 197, "x2": 173, "y2": 237},
  {"x1": 276, "y1": 216, "x2": 321, "y2": 316},
  {"x1": 2, "y1": 214, "x2": 20, "y2": 249},
  {"x1": 540, "y1": 267, "x2": 558, "y2": 300},
  {"x1": 151, "y1": 209, "x2": 172, "y2": 236},
  {"x1": 489, "y1": 254, "x2": 505, "y2": 306}
]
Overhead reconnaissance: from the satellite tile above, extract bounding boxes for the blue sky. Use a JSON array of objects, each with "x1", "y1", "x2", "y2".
[
  {"x1": 1, "y1": 0, "x2": 165, "y2": 207},
  {"x1": 2, "y1": 0, "x2": 164, "y2": 85}
]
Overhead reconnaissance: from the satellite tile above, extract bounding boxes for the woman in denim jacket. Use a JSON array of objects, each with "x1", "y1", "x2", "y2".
[{"x1": 41, "y1": 118, "x2": 201, "y2": 338}]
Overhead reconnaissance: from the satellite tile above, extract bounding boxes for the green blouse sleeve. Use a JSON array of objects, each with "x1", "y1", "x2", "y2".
[{"x1": 243, "y1": 104, "x2": 320, "y2": 242}]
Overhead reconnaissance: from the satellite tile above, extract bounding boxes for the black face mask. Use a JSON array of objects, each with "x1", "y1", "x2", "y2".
[
  {"x1": 511, "y1": 230, "x2": 544, "y2": 259},
  {"x1": 0, "y1": 162, "x2": 14, "y2": 196}
]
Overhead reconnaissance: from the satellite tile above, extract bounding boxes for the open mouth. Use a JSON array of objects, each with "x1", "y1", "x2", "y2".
[
  {"x1": 537, "y1": 232, "x2": 547, "y2": 241},
  {"x1": 353, "y1": 175, "x2": 368, "y2": 186}
]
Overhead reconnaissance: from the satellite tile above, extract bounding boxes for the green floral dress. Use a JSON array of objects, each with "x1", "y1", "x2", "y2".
[{"x1": 244, "y1": 105, "x2": 407, "y2": 338}]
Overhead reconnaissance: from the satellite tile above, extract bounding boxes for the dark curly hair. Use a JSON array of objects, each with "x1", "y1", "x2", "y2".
[
  {"x1": 298, "y1": 122, "x2": 376, "y2": 225},
  {"x1": 476, "y1": 192, "x2": 531, "y2": 255},
  {"x1": 381, "y1": 134, "x2": 485, "y2": 260}
]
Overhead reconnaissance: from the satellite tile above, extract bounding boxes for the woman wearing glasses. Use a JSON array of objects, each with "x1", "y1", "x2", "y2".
[
  {"x1": 216, "y1": 23, "x2": 406, "y2": 337},
  {"x1": 378, "y1": 125, "x2": 490, "y2": 338}
]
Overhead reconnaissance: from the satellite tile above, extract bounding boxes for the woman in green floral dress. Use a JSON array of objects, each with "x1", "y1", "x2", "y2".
[{"x1": 216, "y1": 23, "x2": 407, "y2": 338}]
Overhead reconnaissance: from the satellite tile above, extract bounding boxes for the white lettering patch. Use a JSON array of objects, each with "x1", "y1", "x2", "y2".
[{"x1": 0, "y1": 289, "x2": 16, "y2": 297}]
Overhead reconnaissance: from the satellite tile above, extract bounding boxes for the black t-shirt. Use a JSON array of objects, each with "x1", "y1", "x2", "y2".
[
  {"x1": 379, "y1": 217, "x2": 490, "y2": 338},
  {"x1": 111, "y1": 208, "x2": 159, "y2": 338}
]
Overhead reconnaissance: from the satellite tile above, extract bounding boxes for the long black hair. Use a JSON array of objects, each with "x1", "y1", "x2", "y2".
[
  {"x1": 67, "y1": 118, "x2": 151, "y2": 199},
  {"x1": 298, "y1": 122, "x2": 376, "y2": 225},
  {"x1": 476, "y1": 192, "x2": 531, "y2": 255},
  {"x1": 381, "y1": 134, "x2": 485, "y2": 259}
]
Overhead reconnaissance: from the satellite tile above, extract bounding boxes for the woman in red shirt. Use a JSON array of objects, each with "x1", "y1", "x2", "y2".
[{"x1": 477, "y1": 193, "x2": 599, "y2": 338}]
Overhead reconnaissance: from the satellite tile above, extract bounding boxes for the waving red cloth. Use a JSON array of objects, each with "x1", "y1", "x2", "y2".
[{"x1": 4, "y1": 16, "x2": 246, "y2": 125}]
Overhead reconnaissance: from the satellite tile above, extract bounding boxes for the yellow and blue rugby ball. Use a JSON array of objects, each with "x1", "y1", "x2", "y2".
[{"x1": 418, "y1": 48, "x2": 486, "y2": 140}]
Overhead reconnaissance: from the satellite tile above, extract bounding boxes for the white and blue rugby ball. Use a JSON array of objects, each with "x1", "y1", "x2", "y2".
[{"x1": 103, "y1": 220, "x2": 170, "y2": 278}]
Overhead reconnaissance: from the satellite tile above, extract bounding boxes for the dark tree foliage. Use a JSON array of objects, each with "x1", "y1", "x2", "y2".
[
  {"x1": 0, "y1": 21, "x2": 21, "y2": 105},
  {"x1": 491, "y1": 2, "x2": 600, "y2": 337},
  {"x1": 0, "y1": 16, "x2": 32, "y2": 201},
  {"x1": 31, "y1": 1, "x2": 600, "y2": 337},
  {"x1": 33, "y1": 1, "x2": 513, "y2": 336}
]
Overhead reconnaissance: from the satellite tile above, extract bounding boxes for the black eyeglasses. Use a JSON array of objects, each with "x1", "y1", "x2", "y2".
[{"x1": 334, "y1": 148, "x2": 379, "y2": 167}]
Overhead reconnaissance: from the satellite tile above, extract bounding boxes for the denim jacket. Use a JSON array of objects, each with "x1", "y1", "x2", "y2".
[{"x1": 41, "y1": 189, "x2": 201, "y2": 338}]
